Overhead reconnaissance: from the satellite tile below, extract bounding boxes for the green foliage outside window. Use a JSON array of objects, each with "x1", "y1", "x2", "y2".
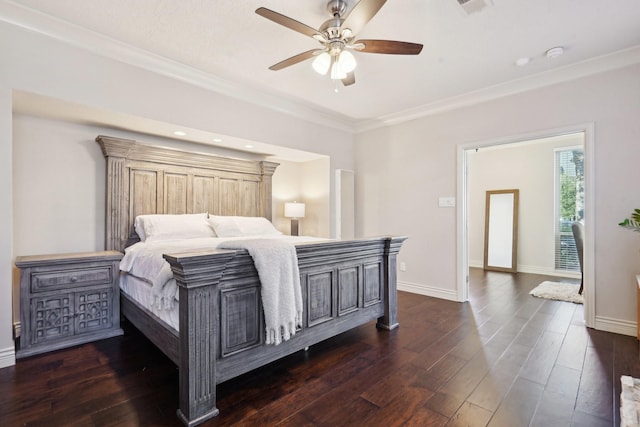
[
  {"x1": 560, "y1": 174, "x2": 577, "y2": 221},
  {"x1": 557, "y1": 149, "x2": 584, "y2": 232}
]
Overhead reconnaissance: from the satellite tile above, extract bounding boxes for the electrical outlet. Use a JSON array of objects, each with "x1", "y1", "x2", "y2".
[
  {"x1": 400, "y1": 262, "x2": 406, "y2": 271},
  {"x1": 13, "y1": 321, "x2": 21, "y2": 339}
]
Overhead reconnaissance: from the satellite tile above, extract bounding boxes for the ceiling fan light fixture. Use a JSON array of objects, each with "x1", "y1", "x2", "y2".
[
  {"x1": 330, "y1": 60, "x2": 347, "y2": 80},
  {"x1": 338, "y1": 50, "x2": 357, "y2": 73},
  {"x1": 256, "y1": 0, "x2": 424, "y2": 88},
  {"x1": 312, "y1": 52, "x2": 331, "y2": 75}
]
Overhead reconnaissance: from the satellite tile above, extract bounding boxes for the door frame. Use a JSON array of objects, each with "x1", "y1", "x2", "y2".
[{"x1": 456, "y1": 123, "x2": 595, "y2": 328}]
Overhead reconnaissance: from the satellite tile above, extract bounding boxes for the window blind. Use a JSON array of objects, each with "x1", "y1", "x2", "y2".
[{"x1": 554, "y1": 148, "x2": 584, "y2": 272}]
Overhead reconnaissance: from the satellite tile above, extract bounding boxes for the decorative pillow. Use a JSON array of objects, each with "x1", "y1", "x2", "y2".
[
  {"x1": 209, "y1": 215, "x2": 281, "y2": 237},
  {"x1": 134, "y1": 213, "x2": 215, "y2": 242}
]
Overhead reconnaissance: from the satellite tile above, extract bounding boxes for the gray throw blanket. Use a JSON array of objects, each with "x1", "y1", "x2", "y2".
[{"x1": 219, "y1": 239, "x2": 303, "y2": 345}]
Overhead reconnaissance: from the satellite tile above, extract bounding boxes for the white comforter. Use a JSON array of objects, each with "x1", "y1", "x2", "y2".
[{"x1": 120, "y1": 235, "x2": 320, "y2": 330}]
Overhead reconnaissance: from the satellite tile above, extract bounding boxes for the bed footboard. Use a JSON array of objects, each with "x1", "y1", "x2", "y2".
[{"x1": 163, "y1": 236, "x2": 406, "y2": 427}]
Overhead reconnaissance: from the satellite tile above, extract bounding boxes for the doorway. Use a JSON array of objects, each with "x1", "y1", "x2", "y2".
[{"x1": 456, "y1": 124, "x2": 595, "y2": 327}]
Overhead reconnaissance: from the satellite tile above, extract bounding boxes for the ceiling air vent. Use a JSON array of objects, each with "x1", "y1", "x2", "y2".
[{"x1": 456, "y1": 0, "x2": 493, "y2": 14}]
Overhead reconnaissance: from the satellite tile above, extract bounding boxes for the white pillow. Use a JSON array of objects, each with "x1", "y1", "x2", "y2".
[
  {"x1": 134, "y1": 213, "x2": 215, "y2": 242},
  {"x1": 134, "y1": 215, "x2": 148, "y2": 241},
  {"x1": 209, "y1": 215, "x2": 281, "y2": 237}
]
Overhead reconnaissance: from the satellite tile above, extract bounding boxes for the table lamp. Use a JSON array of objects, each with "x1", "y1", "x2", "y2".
[{"x1": 284, "y1": 202, "x2": 305, "y2": 236}]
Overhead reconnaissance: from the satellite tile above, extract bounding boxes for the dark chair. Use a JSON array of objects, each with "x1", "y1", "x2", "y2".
[{"x1": 571, "y1": 221, "x2": 584, "y2": 295}]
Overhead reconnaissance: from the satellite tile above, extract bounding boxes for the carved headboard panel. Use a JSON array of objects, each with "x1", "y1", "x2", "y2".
[{"x1": 96, "y1": 135, "x2": 279, "y2": 252}]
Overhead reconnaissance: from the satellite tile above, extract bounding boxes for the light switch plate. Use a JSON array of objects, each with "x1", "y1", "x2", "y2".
[{"x1": 439, "y1": 197, "x2": 456, "y2": 207}]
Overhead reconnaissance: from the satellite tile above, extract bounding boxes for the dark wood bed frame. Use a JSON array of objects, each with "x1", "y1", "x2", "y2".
[{"x1": 97, "y1": 135, "x2": 406, "y2": 426}]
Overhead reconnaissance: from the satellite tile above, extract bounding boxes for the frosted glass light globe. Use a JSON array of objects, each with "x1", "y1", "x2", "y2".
[{"x1": 312, "y1": 52, "x2": 331, "y2": 75}]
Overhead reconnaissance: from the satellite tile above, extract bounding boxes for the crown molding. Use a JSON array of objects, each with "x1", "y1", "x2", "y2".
[
  {"x1": 354, "y1": 45, "x2": 640, "y2": 133},
  {"x1": 0, "y1": 0, "x2": 356, "y2": 133}
]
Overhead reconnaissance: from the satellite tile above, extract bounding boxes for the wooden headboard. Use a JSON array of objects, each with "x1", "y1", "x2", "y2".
[{"x1": 96, "y1": 135, "x2": 279, "y2": 252}]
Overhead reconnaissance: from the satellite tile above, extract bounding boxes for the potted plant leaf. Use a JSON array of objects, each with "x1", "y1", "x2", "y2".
[{"x1": 619, "y1": 209, "x2": 640, "y2": 232}]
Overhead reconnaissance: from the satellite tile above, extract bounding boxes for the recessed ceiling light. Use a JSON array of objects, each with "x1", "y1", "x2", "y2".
[
  {"x1": 213, "y1": 138, "x2": 223, "y2": 142},
  {"x1": 515, "y1": 57, "x2": 530, "y2": 67},
  {"x1": 173, "y1": 130, "x2": 187, "y2": 136},
  {"x1": 545, "y1": 47, "x2": 564, "y2": 59}
]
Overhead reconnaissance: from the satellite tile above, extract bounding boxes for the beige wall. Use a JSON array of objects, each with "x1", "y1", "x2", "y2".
[
  {"x1": 299, "y1": 157, "x2": 331, "y2": 238},
  {"x1": 0, "y1": 21, "x2": 353, "y2": 367},
  {"x1": 272, "y1": 157, "x2": 331, "y2": 238},
  {"x1": 0, "y1": 87, "x2": 12, "y2": 367},
  {"x1": 356, "y1": 63, "x2": 640, "y2": 333},
  {"x1": 272, "y1": 160, "x2": 302, "y2": 234},
  {"x1": 467, "y1": 133, "x2": 584, "y2": 276},
  {"x1": 13, "y1": 115, "x2": 107, "y2": 256}
]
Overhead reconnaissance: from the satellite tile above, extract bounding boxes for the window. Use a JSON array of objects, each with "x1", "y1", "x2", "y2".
[{"x1": 555, "y1": 147, "x2": 584, "y2": 271}]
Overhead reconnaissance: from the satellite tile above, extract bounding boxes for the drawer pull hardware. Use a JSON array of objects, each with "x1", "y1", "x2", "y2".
[{"x1": 70, "y1": 276, "x2": 78, "y2": 283}]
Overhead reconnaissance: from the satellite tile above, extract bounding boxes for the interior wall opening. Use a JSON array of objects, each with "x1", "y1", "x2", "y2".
[{"x1": 457, "y1": 125, "x2": 594, "y2": 326}]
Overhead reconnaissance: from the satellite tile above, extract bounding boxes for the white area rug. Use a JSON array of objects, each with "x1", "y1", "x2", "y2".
[{"x1": 529, "y1": 281, "x2": 583, "y2": 304}]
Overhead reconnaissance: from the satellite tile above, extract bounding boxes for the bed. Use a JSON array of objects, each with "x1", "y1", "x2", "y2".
[{"x1": 96, "y1": 135, "x2": 406, "y2": 427}]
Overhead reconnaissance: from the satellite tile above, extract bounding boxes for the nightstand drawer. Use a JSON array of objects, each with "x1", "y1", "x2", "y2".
[{"x1": 30, "y1": 265, "x2": 114, "y2": 292}]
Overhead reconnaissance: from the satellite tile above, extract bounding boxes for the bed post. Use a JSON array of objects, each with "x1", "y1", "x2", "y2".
[
  {"x1": 259, "y1": 161, "x2": 278, "y2": 221},
  {"x1": 376, "y1": 236, "x2": 407, "y2": 330},
  {"x1": 96, "y1": 135, "x2": 134, "y2": 251},
  {"x1": 163, "y1": 250, "x2": 236, "y2": 427}
]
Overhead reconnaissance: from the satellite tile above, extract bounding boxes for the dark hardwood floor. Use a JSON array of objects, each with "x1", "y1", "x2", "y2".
[{"x1": 2, "y1": 268, "x2": 638, "y2": 426}]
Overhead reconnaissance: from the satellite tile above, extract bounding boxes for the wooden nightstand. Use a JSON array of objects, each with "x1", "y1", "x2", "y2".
[{"x1": 15, "y1": 251, "x2": 123, "y2": 358}]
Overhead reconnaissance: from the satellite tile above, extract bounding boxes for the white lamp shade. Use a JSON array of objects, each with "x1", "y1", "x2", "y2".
[
  {"x1": 284, "y1": 202, "x2": 305, "y2": 219},
  {"x1": 338, "y1": 50, "x2": 357, "y2": 73},
  {"x1": 312, "y1": 52, "x2": 331, "y2": 75},
  {"x1": 330, "y1": 60, "x2": 347, "y2": 80}
]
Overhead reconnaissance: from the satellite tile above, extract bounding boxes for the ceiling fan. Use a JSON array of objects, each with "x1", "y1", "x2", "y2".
[{"x1": 256, "y1": 0, "x2": 423, "y2": 88}]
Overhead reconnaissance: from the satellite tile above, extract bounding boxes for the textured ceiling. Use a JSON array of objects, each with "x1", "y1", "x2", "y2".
[{"x1": 6, "y1": 0, "x2": 640, "y2": 126}]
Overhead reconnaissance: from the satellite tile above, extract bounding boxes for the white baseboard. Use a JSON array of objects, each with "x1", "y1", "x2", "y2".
[
  {"x1": 594, "y1": 316, "x2": 636, "y2": 337},
  {"x1": 517, "y1": 264, "x2": 581, "y2": 279},
  {"x1": 468, "y1": 261, "x2": 580, "y2": 279},
  {"x1": 398, "y1": 281, "x2": 460, "y2": 302},
  {"x1": 0, "y1": 346, "x2": 16, "y2": 369}
]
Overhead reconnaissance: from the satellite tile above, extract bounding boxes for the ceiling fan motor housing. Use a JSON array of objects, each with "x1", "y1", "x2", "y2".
[
  {"x1": 319, "y1": 17, "x2": 344, "y2": 40},
  {"x1": 327, "y1": 0, "x2": 348, "y2": 17}
]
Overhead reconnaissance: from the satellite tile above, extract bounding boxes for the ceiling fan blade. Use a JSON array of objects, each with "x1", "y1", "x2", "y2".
[
  {"x1": 268, "y1": 49, "x2": 323, "y2": 71},
  {"x1": 341, "y1": 0, "x2": 387, "y2": 35},
  {"x1": 256, "y1": 7, "x2": 323, "y2": 39},
  {"x1": 354, "y1": 39, "x2": 423, "y2": 55},
  {"x1": 342, "y1": 72, "x2": 356, "y2": 86}
]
